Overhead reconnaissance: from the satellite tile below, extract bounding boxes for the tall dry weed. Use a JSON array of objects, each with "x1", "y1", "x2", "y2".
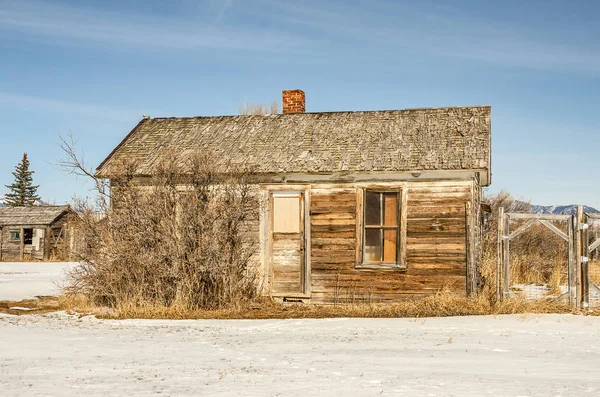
[{"x1": 66, "y1": 151, "x2": 259, "y2": 310}]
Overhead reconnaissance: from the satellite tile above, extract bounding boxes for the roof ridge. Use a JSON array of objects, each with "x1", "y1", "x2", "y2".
[
  {"x1": 147, "y1": 105, "x2": 492, "y2": 121},
  {"x1": 0, "y1": 205, "x2": 69, "y2": 209}
]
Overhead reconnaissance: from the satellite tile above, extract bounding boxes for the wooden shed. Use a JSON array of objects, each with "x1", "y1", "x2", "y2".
[
  {"x1": 96, "y1": 90, "x2": 491, "y2": 303},
  {"x1": 0, "y1": 205, "x2": 75, "y2": 261}
]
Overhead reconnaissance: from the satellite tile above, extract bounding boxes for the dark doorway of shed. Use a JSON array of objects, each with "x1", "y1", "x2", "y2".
[{"x1": 23, "y1": 228, "x2": 33, "y2": 245}]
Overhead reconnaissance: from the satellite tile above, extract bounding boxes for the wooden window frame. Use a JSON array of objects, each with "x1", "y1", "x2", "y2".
[
  {"x1": 356, "y1": 187, "x2": 407, "y2": 270},
  {"x1": 9, "y1": 230, "x2": 21, "y2": 242}
]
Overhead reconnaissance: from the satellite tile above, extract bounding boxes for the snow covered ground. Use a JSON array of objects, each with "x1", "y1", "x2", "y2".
[
  {"x1": 0, "y1": 262, "x2": 77, "y2": 301},
  {"x1": 1, "y1": 313, "x2": 600, "y2": 396}
]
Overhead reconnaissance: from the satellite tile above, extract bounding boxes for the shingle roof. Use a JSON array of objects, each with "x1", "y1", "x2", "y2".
[
  {"x1": 0, "y1": 206, "x2": 70, "y2": 226},
  {"x1": 96, "y1": 106, "x2": 491, "y2": 183}
]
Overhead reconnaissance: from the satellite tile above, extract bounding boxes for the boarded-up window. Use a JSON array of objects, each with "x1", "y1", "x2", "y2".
[
  {"x1": 363, "y1": 191, "x2": 399, "y2": 264},
  {"x1": 273, "y1": 195, "x2": 301, "y2": 233}
]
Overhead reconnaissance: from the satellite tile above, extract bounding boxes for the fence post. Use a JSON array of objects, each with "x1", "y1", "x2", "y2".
[
  {"x1": 503, "y1": 214, "x2": 510, "y2": 297},
  {"x1": 497, "y1": 207, "x2": 504, "y2": 301},
  {"x1": 581, "y1": 207, "x2": 590, "y2": 308},
  {"x1": 576, "y1": 206, "x2": 585, "y2": 308},
  {"x1": 568, "y1": 215, "x2": 575, "y2": 307}
]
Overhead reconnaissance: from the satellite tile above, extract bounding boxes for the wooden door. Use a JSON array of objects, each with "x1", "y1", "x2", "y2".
[{"x1": 270, "y1": 192, "x2": 306, "y2": 296}]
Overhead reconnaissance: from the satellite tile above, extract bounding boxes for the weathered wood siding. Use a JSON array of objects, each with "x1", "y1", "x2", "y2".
[
  {"x1": 0, "y1": 215, "x2": 73, "y2": 261},
  {"x1": 307, "y1": 181, "x2": 474, "y2": 303},
  {"x1": 310, "y1": 188, "x2": 357, "y2": 302},
  {"x1": 271, "y1": 234, "x2": 303, "y2": 293},
  {"x1": 405, "y1": 183, "x2": 470, "y2": 296},
  {"x1": 0, "y1": 224, "x2": 47, "y2": 261},
  {"x1": 0, "y1": 226, "x2": 22, "y2": 260},
  {"x1": 46, "y1": 215, "x2": 72, "y2": 261}
]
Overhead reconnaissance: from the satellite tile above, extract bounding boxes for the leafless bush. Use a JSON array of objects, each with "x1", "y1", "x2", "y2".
[
  {"x1": 61, "y1": 140, "x2": 259, "y2": 310},
  {"x1": 238, "y1": 101, "x2": 279, "y2": 115}
]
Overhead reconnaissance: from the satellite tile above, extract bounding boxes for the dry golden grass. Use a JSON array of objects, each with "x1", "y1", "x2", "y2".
[
  {"x1": 3, "y1": 291, "x2": 576, "y2": 320},
  {"x1": 0, "y1": 296, "x2": 62, "y2": 315},
  {"x1": 590, "y1": 261, "x2": 600, "y2": 285}
]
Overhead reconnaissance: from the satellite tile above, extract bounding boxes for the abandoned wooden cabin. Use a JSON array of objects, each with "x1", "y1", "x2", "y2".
[
  {"x1": 96, "y1": 89, "x2": 491, "y2": 303},
  {"x1": 0, "y1": 205, "x2": 75, "y2": 261}
]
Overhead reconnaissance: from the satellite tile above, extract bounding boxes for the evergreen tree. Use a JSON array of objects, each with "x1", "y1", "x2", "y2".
[{"x1": 4, "y1": 153, "x2": 40, "y2": 207}]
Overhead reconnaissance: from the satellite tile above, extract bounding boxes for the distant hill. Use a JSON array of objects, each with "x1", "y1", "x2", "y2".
[{"x1": 530, "y1": 204, "x2": 600, "y2": 215}]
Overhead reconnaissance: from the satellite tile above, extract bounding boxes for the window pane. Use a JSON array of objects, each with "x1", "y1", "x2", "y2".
[
  {"x1": 364, "y1": 228, "x2": 382, "y2": 262},
  {"x1": 273, "y1": 196, "x2": 300, "y2": 233},
  {"x1": 383, "y1": 229, "x2": 397, "y2": 262},
  {"x1": 365, "y1": 192, "x2": 380, "y2": 226},
  {"x1": 383, "y1": 193, "x2": 398, "y2": 226}
]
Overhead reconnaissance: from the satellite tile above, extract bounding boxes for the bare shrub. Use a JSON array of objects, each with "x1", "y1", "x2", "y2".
[
  {"x1": 238, "y1": 101, "x2": 279, "y2": 115},
  {"x1": 62, "y1": 142, "x2": 258, "y2": 310}
]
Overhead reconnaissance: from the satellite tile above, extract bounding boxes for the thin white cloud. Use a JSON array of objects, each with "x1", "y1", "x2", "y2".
[
  {"x1": 1, "y1": 0, "x2": 598, "y2": 74},
  {"x1": 252, "y1": 0, "x2": 600, "y2": 75},
  {"x1": 210, "y1": 0, "x2": 234, "y2": 22},
  {"x1": 0, "y1": 0, "x2": 314, "y2": 52},
  {"x1": 0, "y1": 92, "x2": 139, "y2": 121}
]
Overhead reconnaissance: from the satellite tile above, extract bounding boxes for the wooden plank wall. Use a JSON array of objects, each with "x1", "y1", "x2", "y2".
[
  {"x1": 406, "y1": 184, "x2": 470, "y2": 297},
  {"x1": 309, "y1": 182, "x2": 473, "y2": 303},
  {"x1": 0, "y1": 227, "x2": 21, "y2": 260},
  {"x1": 310, "y1": 187, "x2": 357, "y2": 302},
  {"x1": 1, "y1": 214, "x2": 82, "y2": 262},
  {"x1": 0, "y1": 224, "x2": 46, "y2": 261},
  {"x1": 271, "y1": 234, "x2": 303, "y2": 293}
]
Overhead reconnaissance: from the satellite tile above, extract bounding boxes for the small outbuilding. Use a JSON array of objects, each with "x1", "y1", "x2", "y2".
[
  {"x1": 96, "y1": 90, "x2": 491, "y2": 303},
  {"x1": 0, "y1": 205, "x2": 75, "y2": 261}
]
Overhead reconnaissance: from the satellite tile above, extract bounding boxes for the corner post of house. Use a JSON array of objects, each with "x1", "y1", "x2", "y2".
[
  {"x1": 496, "y1": 207, "x2": 504, "y2": 301},
  {"x1": 502, "y1": 213, "x2": 510, "y2": 297},
  {"x1": 465, "y1": 201, "x2": 474, "y2": 297},
  {"x1": 19, "y1": 227, "x2": 25, "y2": 261},
  {"x1": 44, "y1": 226, "x2": 51, "y2": 261},
  {"x1": 68, "y1": 224, "x2": 75, "y2": 260},
  {"x1": 303, "y1": 185, "x2": 311, "y2": 296}
]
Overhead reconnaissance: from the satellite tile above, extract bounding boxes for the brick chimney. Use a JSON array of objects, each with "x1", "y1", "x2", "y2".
[{"x1": 282, "y1": 89, "x2": 305, "y2": 114}]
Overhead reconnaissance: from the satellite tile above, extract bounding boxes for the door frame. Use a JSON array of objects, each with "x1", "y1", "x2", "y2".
[{"x1": 262, "y1": 184, "x2": 311, "y2": 298}]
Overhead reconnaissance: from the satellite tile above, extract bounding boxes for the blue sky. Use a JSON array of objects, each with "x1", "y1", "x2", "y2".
[{"x1": 1, "y1": 0, "x2": 599, "y2": 207}]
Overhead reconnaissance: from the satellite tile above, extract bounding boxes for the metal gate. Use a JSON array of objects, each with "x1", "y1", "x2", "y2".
[
  {"x1": 498, "y1": 206, "x2": 600, "y2": 308},
  {"x1": 497, "y1": 208, "x2": 575, "y2": 305}
]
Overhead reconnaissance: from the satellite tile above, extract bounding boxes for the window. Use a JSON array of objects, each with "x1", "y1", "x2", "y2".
[
  {"x1": 9, "y1": 230, "x2": 21, "y2": 241},
  {"x1": 361, "y1": 190, "x2": 401, "y2": 268},
  {"x1": 272, "y1": 195, "x2": 301, "y2": 233}
]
